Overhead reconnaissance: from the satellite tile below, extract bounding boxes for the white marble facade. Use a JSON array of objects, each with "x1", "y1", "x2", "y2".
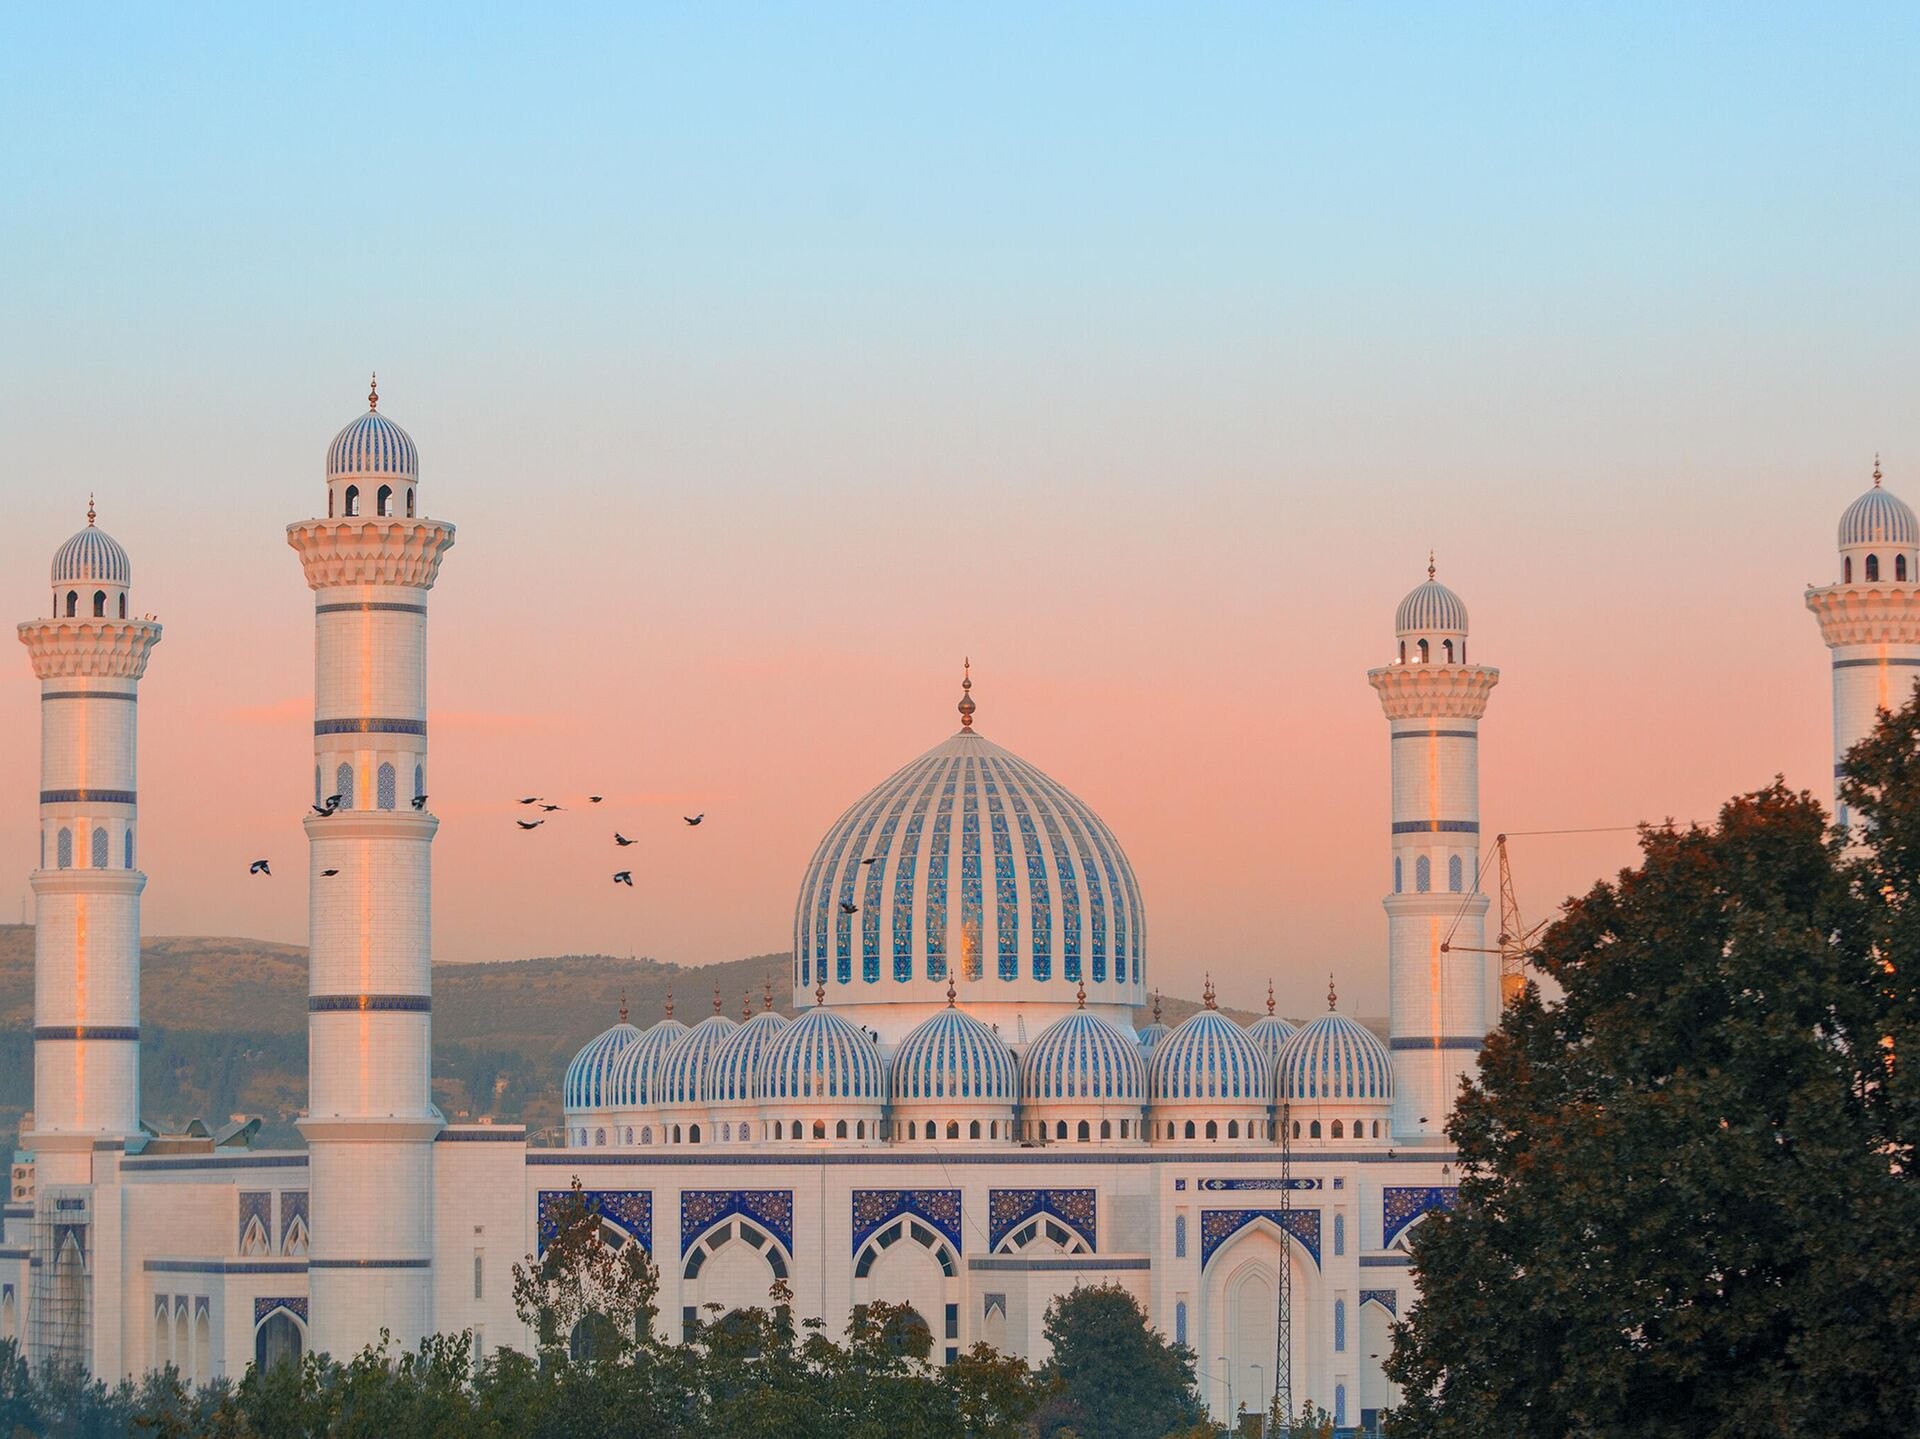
[{"x1": 19, "y1": 395, "x2": 1875, "y2": 1431}]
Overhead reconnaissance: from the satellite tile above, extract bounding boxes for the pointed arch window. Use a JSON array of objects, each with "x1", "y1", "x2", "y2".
[
  {"x1": 1845, "y1": 556, "x2": 1854, "y2": 582},
  {"x1": 1867, "y1": 553, "x2": 1881, "y2": 581},
  {"x1": 119, "y1": 594, "x2": 127, "y2": 618},
  {"x1": 124, "y1": 830, "x2": 133, "y2": 869},
  {"x1": 377, "y1": 763, "x2": 397, "y2": 810},
  {"x1": 1335, "y1": 1298, "x2": 1347, "y2": 1351},
  {"x1": 1417, "y1": 638, "x2": 1430, "y2": 662},
  {"x1": 1448, "y1": 855, "x2": 1463, "y2": 892},
  {"x1": 1393, "y1": 857, "x2": 1402, "y2": 893},
  {"x1": 1442, "y1": 638, "x2": 1454, "y2": 662},
  {"x1": 1334, "y1": 1212, "x2": 1346, "y2": 1256},
  {"x1": 65, "y1": 591, "x2": 77, "y2": 617},
  {"x1": 335, "y1": 763, "x2": 354, "y2": 810},
  {"x1": 1175, "y1": 1300, "x2": 1187, "y2": 1345},
  {"x1": 1415, "y1": 856, "x2": 1432, "y2": 892},
  {"x1": 1901, "y1": 555, "x2": 1910, "y2": 582},
  {"x1": 1174, "y1": 1214, "x2": 1187, "y2": 1257},
  {"x1": 93, "y1": 591, "x2": 106, "y2": 617},
  {"x1": 56, "y1": 829, "x2": 72, "y2": 869},
  {"x1": 377, "y1": 485, "x2": 393, "y2": 517},
  {"x1": 344, "y1": 485, "x2": 360, "y2": 517},
  {"x1": 406, "y1": 487, "x2": 416, "y2": 517},
  {"x1": 91, "y1": 827, "x2": 108, "y2": 868}
]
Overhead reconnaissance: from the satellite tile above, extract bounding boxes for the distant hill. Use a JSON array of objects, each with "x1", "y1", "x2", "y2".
[{"x1": 0, "y1": 926, "x2": 1375, "y2": 1151}]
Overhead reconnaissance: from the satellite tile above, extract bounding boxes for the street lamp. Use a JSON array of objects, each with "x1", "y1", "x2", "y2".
[
  {"x1": 1251, "y1": 1364, "x2": 1265, "y2": 1433},
  {"x1": 1217, "y1": 1356, "x2": 1231, "y2": 1420}
]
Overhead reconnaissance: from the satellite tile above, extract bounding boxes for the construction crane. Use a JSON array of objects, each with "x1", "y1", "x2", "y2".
[{"x1": 1440, "y1": 832, "x2": 1550, "y2": 1007}]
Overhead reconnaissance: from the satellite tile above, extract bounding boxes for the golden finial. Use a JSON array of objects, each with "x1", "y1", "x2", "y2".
[
  {"x1": 1203, "y1": 973, "x2": 1216, "y2": 1010},
  {"x1": 1076, "y1": 978, "x2": 1087, "y2": 1008},
  {"x1": 368, "y1": 372, "x2": 379, "y2": 412},
  {"x1": 1875, "y1": 453, "x2": 1884, "y2": 488},
  {"x1": 87, "y1": 494, "x2": 97, "y2": 527},
  {"x1": 764, "y1": 975, "x2": 774, "y2": 1011},
  {"x1": 1427, "y1": 548, "x2": 1436, "y2": 582},
  {"x1": 618, "y1": 989, "x2": 628, "y2": 1025},
  {"x1": 742, "y1": 989, "x2": 753, "y2": 1021},
  {"x1": 664, "y1": 987, "x2": 675, "y2": 1019},
  {"x1": 712, "y1": 988, "x2": 723, "y2": 1014},
  {"x1": 1327, "y1": 973, "x2": 1338, "y2": 1011},
  {"x1": 946, "y1": 974, "x2": 958, "y2": 1008},
  {"x1": 1152, "y1": 988, "x2": 1162, "y2": 1023},
  {"x1": 814, "y1": 982, "x2": 826, "y2": 1006},
  {"x1": 1266, "y1": 979, "x2": 1276, "y2": 1016},
  {"x1": 958, "y1": 657, "x2": 976, "y2": 731}
]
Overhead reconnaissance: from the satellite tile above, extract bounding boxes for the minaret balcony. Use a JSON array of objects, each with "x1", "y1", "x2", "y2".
[
  {"x1": 287, "y1": 517, "x2": 456, "y2": 591},
  {"x1": 1367, "y1": 663, "x2": 1499, "y2": 720},
  {"x1": 1805, "y1": 583, "x2": 1920, "y2": 647}
]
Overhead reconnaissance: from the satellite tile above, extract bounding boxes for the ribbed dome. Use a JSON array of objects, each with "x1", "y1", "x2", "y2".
[
  {"x1": 52, "y1": 525, "x2": 131, "y2": 588},
  {"x1": 1244, "y1": 1013, "x2": 1299, "y2": 1078},
  {"x1": 1839, "y1": 485, "x2": 1918, "y2": 548},
  {"x1": 1278, "y1": 1012, "x2": 1393, "y2": 1104},
  {"x1": 1022, "y1": 1010, "x2": 1146, "y2": 1106},
  {"x1": 1150, "y1": 1009, "x2": 1271, "y2": 1105},
  {"x1": 794, "y1": 724, "x2": 1145, "y2": 1008},
  {"x1": 563, "y1": 1022, "x2": 640, "y2": 1111},
  {"x1": 605, "y1": 1018, "x2": 686, "y2": 1107},
  {"x1": 327, "y1": 409, "x2": 418, "y2": 481},
  {"x1": 1135, "y1": 1021, "x2": 1170, "y2": 1057},
  {"x1": 757, "y1": 1005, "x2": 886, "y2": 1104},
  {"x1": 653, "y1": 1012, "x2": 738, "y2": 1108},
  {"x1": 892, "y1": 1005, "x2": 1019, "y2": 1105},
  {"x1": 1395, "y1": 578, "x2": 1468, "y2": 635},
  {"x1": 703, "y1": 1009, "x2": 790, "y2": 1106}
]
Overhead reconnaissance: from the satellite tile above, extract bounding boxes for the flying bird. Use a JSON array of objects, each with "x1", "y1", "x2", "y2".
[
  {"x1": 519, "y1": 797, "x2": 542, "y2": 805},
  {"x1": 320, "y1": 869, "x2": 339, "y2": 877},
  {"x1": 516, "y1": 820, "x2": 544, "y2": 831},
  {"x1": 613, "y1": 871, "x2": 633, "y2": 886},
  {"x1": 539, "y1": 803, "x2": 563, "y2": 812},
  {"x1": 249, "y1": 860, "x2": 271, "y2": 876},
  {"x1": 311, "y1": 794, "x2": 341, "y2": 816},
  {"x1": 614, "y1": 833, "x2": 636, "y2": 846},
  {"x1": 412, "y1": 794, "x2": 428, "y2": 810},
  {"x1": 684, "y1": 814, "x2": 705, "y2": 826},
  {"x1": 840, "y1": 901, "x2": 859, "y2": 915},
  {"x1": 589, "y1": 796, "x2": 604, "y2": 804},
  {"x1": 861, "y1": 856, "x2": 881, "y2": 866}
]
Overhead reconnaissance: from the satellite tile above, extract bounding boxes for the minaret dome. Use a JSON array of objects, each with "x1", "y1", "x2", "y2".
[
  {"x1": 49, "y1": 499, "x2": 132, "y2": 619},
  {"x1": 324, "y1": 374, "x2": 420, "y2": 521},
  {"x1": 1393, "y1": 554, "x2": 1469, "y2": 665},
  {"x1": 1835, "y1": 459, "x2": 1918, "y2": 584}
]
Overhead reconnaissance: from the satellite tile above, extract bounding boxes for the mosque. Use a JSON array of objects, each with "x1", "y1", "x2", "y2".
[{"x1": 0, "y1": 389, "x2": 1893, "y2": 1431}]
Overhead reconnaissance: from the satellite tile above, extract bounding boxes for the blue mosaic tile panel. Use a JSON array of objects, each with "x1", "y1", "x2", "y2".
[
  {"x1": 538, "y1": 1189, "x2": 652, "y2": 1254},
  {"x1": 925, "y1": 765, "x2": 959, "y2": 979},
  {"x1": 254, "y1": 1296, "x2": 308, "y2": 1325},
  {"x1": 980, "y1": 761, "x2": 1019, "y2": 981},
  {"x1": 238, "y1": 1191, "x2": 271, "y2": 1249},
  {"x1": 892, "y1": 761, "x2": 943, "y2": 981},
  {"x1": 1360, "y1": 1289, "x2": 1397, "y2": 1316},
  {"x1": 997, "y1": 761, "x2": 1052, "y2": 982},
  {"x1": 280, "y1": 1190, "x2": 308, "y2": 1248},
  {"x1": 1200, "y1": 1207, "x2": 1321, "y2": 1268},
  {"x1": 1383, "y1": 1186, "x2": 1457, "y2": 1248},
  {"x1": 987, "y1": 1188, "x2": 1096, "y2": 1252},
  {"x1": 861, "y1": 780, "x2": 914, "y2": 983},
  {"x1": 851, "y1": 1189, "x2": 963, "y2": 1254},
  {"x1": 681, "y1": 1190, "x2": 794, "y2": 1256}
]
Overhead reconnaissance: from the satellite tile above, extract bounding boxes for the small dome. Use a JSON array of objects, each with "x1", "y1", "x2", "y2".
[
  {"x1": 1150, "y1": 1009, "x2": 1272, "y2": 1105},
  {"x1": 703, "y1": 1008, "x2": 790, "y2": 1106},
  {"x1": 1135, "y1": 1021, "x2": 1170, "y2": 1058},
  {"x1": 1839, "y1": 484, "x2": 1918, "y2": 548},
  {"x1": 1244, "y1": 1013, "x2": 1299, "y2": 1077},
  {"x1": 605, "y1": 1017, "x2": 687, "y2": 1107},
  {"x1": 1278, "y1": 1012, "x2": 1393, "y2": 1104},
  {"x1": 563, "y1": 1022, "x2": 640, "y2": 1111},
  {"x1": 1395, "y1": 577, "x2": 1468, "y2": 636},
  {"x1": 1022, "y1": 1010, "x2": 1145, "y2": 1106},
  {"x1": 892, "y1": 1006, "x2": 1019, "y2": 1105},
  {"x1": 757, "y1": 1005, "x2": 886, "y2": 1104},
  {"x1": 653, "y1": 1011, "x2": 738, "y2": 1108},
  {"x1": 327, "y1": 400, "x2": 418, "y2": 481},
  {"x1": 52, "y1": 522, "x2": 130, "y2": 588}
]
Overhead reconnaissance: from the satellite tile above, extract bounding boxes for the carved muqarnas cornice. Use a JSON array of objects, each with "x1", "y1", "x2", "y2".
[
  {"x1": 17, "y1": 620, "x2": 162, "y2": 680},
  {"x1": 287, "y1": 519, "x2": 456, "y2": 591},
  {"x1": 1367, "y1": 663, "x2": 1500, "y2": 720},
  {"x1": 1806, "y1": 584, "x2": 1920, "y2": 647}
]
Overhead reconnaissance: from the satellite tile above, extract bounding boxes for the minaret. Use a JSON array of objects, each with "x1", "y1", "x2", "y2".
[
  {"x1": 17, "y1": 500, "x2": 160, "y2": 1366},
  {"x1": 288, "y1": 378, "x2": 453, "y2": 1357},
  {"x1": 1805, "y1": 459, "x2": 1920, "y2": 828},
  {"x1": 1367, "y1": 558, "x2": 1498, "y2": 1143}
]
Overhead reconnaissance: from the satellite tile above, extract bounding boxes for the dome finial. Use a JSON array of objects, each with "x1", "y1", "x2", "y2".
[
  {"x1": 87, "y1": 494, "x2": 97, "y2": 527},
  {"x1": 664, "y1": 987, "x2": 674, "y2": 1019},
  {"x1": 1875, "y1": 453, "x2": 1883, "y2": 488},
  {"x1": 814, "y1": 981, "x2": 826, "y2": 1007},
  {"x1": 618, "y1": 988, "x2": 628, "y2": 1025},
  {"x1": 712, "y1": 987, "x2": 723, "y2": 1015},
  {"x1": 946, "y1": 974, "x2": 958, "y2": 1007},
  {"x1": 1267, "y1": 979, "x2": 1276, "y2": 1015},
  {"x1": 1327, "y1": 972, "x2": 1338, "y2": 1011},
  {"x1": 742, "y1": 989, "x2": 753, "y2": 1021},
  {"x1": 368, "y1": 372, "x2": 379, "y2": 412},
  {"x1": 958, "y1": 657, "x2": 976, "y2": 731},
  {"x1": 1203, "y1": 973, "x2": 1216, "y2": 1010},
  {"x1": 1428, "y1": 548, "x2": 1436, "y2": 581},
  {"x1": 1152, "y1": 988, "x2": 1162, "y2": 1022},
  {"x1": 764, "y1": 974, "x2": 774, "y2": 1011},
  {"x1": 1076, "y1": 978, "x2": 1087, "y2": 1009}
]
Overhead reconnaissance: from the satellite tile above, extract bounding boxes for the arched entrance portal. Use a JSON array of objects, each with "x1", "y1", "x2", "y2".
[
  {"x1": 1199, "y1": 1219, "x2": 1318, "y2": 1425},
  {"x1": 255, "y1": 1311, "x2": 304, "y2": 1371}
]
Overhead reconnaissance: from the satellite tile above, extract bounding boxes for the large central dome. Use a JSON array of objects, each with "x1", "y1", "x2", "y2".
[{"x1": 792, "y1": 687, "x2": 1145, "y2": 1024}]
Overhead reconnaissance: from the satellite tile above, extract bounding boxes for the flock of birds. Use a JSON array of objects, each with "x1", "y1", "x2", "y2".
[{"x1": 248, "y1": 794, "x2": 707, "y2": 884}]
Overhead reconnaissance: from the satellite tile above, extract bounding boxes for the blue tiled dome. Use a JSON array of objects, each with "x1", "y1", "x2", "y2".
[
  {"x1": 1022, "y1": 1010, "x2": 1145, "y2": 1106},
  {"x1": 654, "y1": 1011, "x2": 738, "y2": 1108},
  {"x1": 327, "y1": 409, "x2": 418, "y2": 480},
  {"x1": 1244, "y1": 1013, "x2": 1299, "y2": 1079},
  {"x1": 1839, "y1": 485, "x2": 1918, "y2": 548},
  {"x1": 1278, "y1": 1012, "x2": 1393, "y2": 1104},
  {"x1": 757, "y1": 1005, "x2": 886, "y2": 1104},
  {"x1": 605, "y1": 1017, "x2": 686, "y2": 1107},
  {"x1": 892, "y1": 1005, "x2": 1019, "y2": 1105},
  {"x1": 52, "y1": 524, "x2": 130, "y2": 588},
  {"x1": 1135, "y1": 1021, "x2": 1170, "y2": 1058},
  {"x1": 563, "y1": 1022, "x2": 640, "y2": 1112},
  {"x1": 1150, "y1": 1009, "x2": 1272, "y2": 1105},
  {"x1": 1395, "y1": 578, "x2": 1468, "y2": 636},
  {"x1": 703, "y1": 1009, "x2": 790, "y2": 1106},
  {"x1": 793, "y1": 726, "x2": 1146, "y2": 1007}
]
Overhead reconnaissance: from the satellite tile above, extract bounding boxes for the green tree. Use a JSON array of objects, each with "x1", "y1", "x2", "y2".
[
  {"x1": 1387, "y1": 716, "x2": 1920, "y2": 1437},
  {"x1": 511, "y1": 1180, "x2": 660, "y2": 1367},
  {"x1": 1036, "y1": 1283, "x2": 1205, "y2": 1439}
]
